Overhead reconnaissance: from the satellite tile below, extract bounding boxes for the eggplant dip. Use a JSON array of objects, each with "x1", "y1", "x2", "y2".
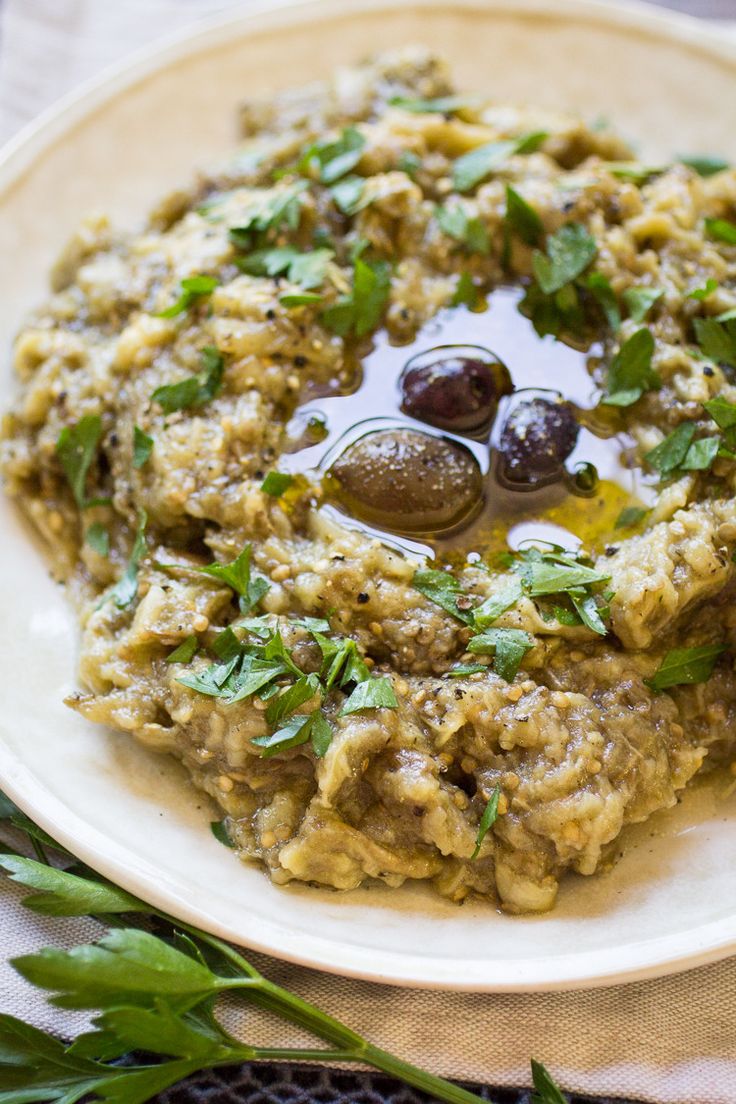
[{"x1": 3, "y1": 49, "x2": 736, "y2": 914}]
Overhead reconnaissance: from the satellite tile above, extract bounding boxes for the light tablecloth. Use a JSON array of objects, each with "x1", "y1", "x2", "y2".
[{"x1": 1, "y1": 2, "x2": 736, "y2": 1102}]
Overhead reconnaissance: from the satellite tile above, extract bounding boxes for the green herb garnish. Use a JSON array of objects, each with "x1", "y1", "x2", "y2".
[
  {"x1": 688, "y1": 277, "x2": 718, "y2": 301},
  {"x1": 413, "y1": 569, "x2": 475, "y2": 624},
  {"x1": 694, "y1": 317, "x2": 736, "y2": 368},
  {"x1": 261, "y1": 471, "x2": 294, "y2": 496},
  {"x1": 228, "y1": 181, "x2": 308, "y2": 248},
  {"x1": 622, "y1": 285, "x2": 663, "y2": 322},
  {"x1": 680, "y1": 154, "x2": 729, "y2": 177},
  {"x1": 705, "y1": 217, "x2": 736, "y2": 245},
  {"x1": 157, "y1": 275, "x2": 218, "y2": 318},
  {"x1": 152, "y1": 347, "x2": 224, "y2": 414},
  {"x1": 210, "y1": 818, "x2": 235, "y2": 848},
  {"x1": 236, "y1": 246, "x2": 333, "y2": 290},
  {"x1": 601, "y1": 327, "x2": 660, "y2": 407},
  {"x1": 614, "y1": 505, "x2": 650, "y2": 530},
  {"x1": 451, "y1": 271, "x2": 481, "y2": 308},
  {"x1": 532, "y1": 223, "x2": 597, "y2": 295},
  {"x1": 504, "y1": 185, "x2": 544, "y2": 246},
  {"x1": 645, "y1": 422, "x2": 695, "y2": 474},
  {"x1": 436, "y1": 204, "x2": 490, "y2": 254},
  {"x1": 340, "y1": 677, "x2": 398, "y2": 715},
  {"x1": 531, "y1": 1057, "x2": 568, "y2": 1104},
  {"x1": 321, "y1": 255, "x2": 391, "y2": 338},
  {"x1": 56, "y1": 414, "x2": 103, "y2": 508},
  {"x1": 166, "y1": 635, "x2": 198, "y2": 664},
  {"x1": 389, "y1": 94, "x2": 477, "y2": 114},
  {"x1": 299, "y1": 126, "x2": 365, "y2": 184},
  {"x1": 453, "y1": 131, "x2": 546, "y2": 193},
  {"x1": 330, "y1": 175, "x2": 370, "y2": 215},
  {"x1": 85, "y1": 523, "x2": 109, "y2": 558},
  {"x1": 645, "y1": 643, "x2": 727, "y2": 691},
  {"x1": 109, "y1": 509, "x2": 147, "y2": 609},
  {"x1": 132, "y1": 426, "x2": 153, "y2": 469},
  {"x1": 467, "y1": 627, "x2": 534, "y2": 682},
  {"x1": 471, "y1": 785, "x2": 501, "y2": 860},
  {"x1": 585, "y1": 272, "x2": 621, "y2": 330},
  {"x1": 198, "y1": 542, "x2": 270, "y2": 614}
]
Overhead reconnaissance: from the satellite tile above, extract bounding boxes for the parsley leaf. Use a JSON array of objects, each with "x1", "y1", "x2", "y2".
[
  {"x1": 436, "y1": 204, "x2": 490, "y2": 254},
  {"x1": 109, "y1": 510, "x2": 147, "y2": 609},
  {"x1": 602, "y1": 327, "x2": 660, "y2": 407},
  {"x1": 585, "y1": 272, "x2": 621, "y2": 330},
  {"x1": 85, "y1": 522, "x2": 109, "y2": 558},
  {"x1": 389, "y1": 94, "x2": 476, "y2": 114},
  {"x1": 299, "y1": 126, "x2": 365, "y2": 185},
  {"x1": 680, "y1": 155, "x2": 729, "y2": 176},
  {"x1": 330, "y1": 175, "x2": 370, "y2": 215},
  {"x1": 133, "y1": 426, "x2": 153, "y2": 469},
  {"x1": 694, "y1": 317, "x2": 736, "y2": 368},
  {"x1": 645, "y1": 643, "x2": 727, "y2": 691},
  {"x1": 532, "y1": 223, "x2": 597, "y2": 295},
  {"x1": 280, "y1": 292, "x2": 323, "y2": 307},
  {"x1": 688, "y1": 277, "x2": 718, "y2": 301},
  {"x1": 321, "y1": 255, "x2": 391, "y2": 338},
  {"x1": 152, "y1": 347, "x2": 224, "y2": 414},
  {"x1": 681, "y1": 435, "x2": 720, "y2": 471},
  {"x1": 453, "y1": 131, "x2": 547, "y2": 193},
  {"x1": 228, "y1": 182, "x2": 308, "y2": 248},
  {"x1": 166, "y1": 636, "x2": 198, "y2": 664},
  {"x1": 413, "y1": 568, "x2": 474, "y2": 624},
  {"x1": 704, "y1": 396, "x2": 736, "y2": 431},
  {"x1": 210, "y1": 819, "x2": 235, "y2": 848},
  {"x1": 157, "y1": 275, "x2": 218, "y2": 318},
  {"x1": 198, "y1": 543, "x2": 270, "y2": 614},
  {"x1": 705, "y1": 217, "x2": 736, "y2": 245},
  {"x1": 237, "y1": 246, "x2": 333, "y2": 290},
  {"x1": 522, "y1": 559, "x2": 611, "y2": 596},
  {"x1": 265, "y1": 673, "x2": 321, "y2": 725},
  {"x1": 468, "y1": 627, "x2": 534, "y2": 682},
  {"x1": 340, "y1": 677, "x2": 398, "y2": 715},
  {"x1": 622, "y1": 286, "x2": 663, "y2": 323},
  {"x1": 472, "y1": 578, "x2": 524, "y2": 629},
  {"x1": 614, "y1": 505, "x2": 650, "y2": 529},
  {"x1": 504, "y1": 185, "x2": 544, "y2": 246},
  {"x1": 645, "y1": 423, "x2": 695, "y2": 474},
  {"x1": 261, "y1": 471, "x2": 293, "y2": 496},
  {"x1": 56, "y1": 414, "x2": 103, "y2": 508},
  {"x1": 447, "y1": 663, "x2": 487, "y2": 677},
  {"x1": 251, "y1": 712, "x2": 319, "y2": 757},
  {"x1": 451, "y1": 271, "x2": 481, "y2": 308},
  {"x1": 471, "y1": 785, "x2": 501, "y2": 860}
]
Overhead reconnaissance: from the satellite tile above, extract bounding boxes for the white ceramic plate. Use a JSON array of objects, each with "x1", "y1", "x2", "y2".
[{"x1": 2, "y1": 0, "x2": 736, "y2": 993}]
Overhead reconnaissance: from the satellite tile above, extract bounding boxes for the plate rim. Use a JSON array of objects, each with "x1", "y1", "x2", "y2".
[{"x1": 1, "y1": 0, "x2": 736, "y2": 993}]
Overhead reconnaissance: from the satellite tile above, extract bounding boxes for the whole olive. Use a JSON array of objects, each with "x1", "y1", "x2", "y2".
[
  {"x1": 327, "y1": 427, "x2": 483, "y2": 535},
  {"x1": 498, "y1": 393, "x2": 579, "y2": 487},
  {"x1": 400, "y1": 345, "x2": 512, "y2": 434}
]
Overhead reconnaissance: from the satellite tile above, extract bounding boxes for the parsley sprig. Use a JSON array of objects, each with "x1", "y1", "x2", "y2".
[
  {"x1": 56, "y1": 415, "x2": 107, "y2": 509},
  {"x1": 321, "y1": 254, "x2": 391, "y2": 338},
  {"x1": 152, "y1": 348, "x2": 224, "y2": 414},
  {"x1": 0, "y1": 797, "x2": 568, "y2": 1104}
]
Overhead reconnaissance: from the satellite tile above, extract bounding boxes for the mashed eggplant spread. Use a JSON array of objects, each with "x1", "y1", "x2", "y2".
[{"x1": 3, "y1": 49, "x2": 736, "y2": 913}]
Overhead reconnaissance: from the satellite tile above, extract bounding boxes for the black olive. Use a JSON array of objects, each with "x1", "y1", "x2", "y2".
[
  {"x1": 400, "y1": 345, "x2": 512, "y2": 434},
  {"x1": 498, "y1": 393, "x2": 579, "y2": 487},
  {"x1": 327, "y1": 427, "x2": 483, "y2": 535}
]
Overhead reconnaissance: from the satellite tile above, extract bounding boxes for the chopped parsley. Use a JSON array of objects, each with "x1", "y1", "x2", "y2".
[
  {"x1": 705, "y1": 218, "x2": 736, "y2": 246},
  {"x1": 601, "y1": 327, "x2": 660, "y2": 407},
  {"x1": 532, "y1": 223, "x2": 597, "y2": 295},
  {"x1": 156, "y1": 275, "x2": 218, "y2": 318},
  {"x1": 680, "y1": 155, "x2": 729, "y2": 177},
  {"x1": 152, "y1": 347, "x2": 224, "y2": 414},
  {"x1": 132, "y1": 426, "x2": 153, "y2": 469},
  {"x1": 645, "y1": 643, "x2": 727, "y2": 692},
  {"x1": 622, "y1": 286, "x2": 663, "y2": 323},
  {"x1": 236, "y1": 246, "x2": 333, "y2": 290},
  {"x1": 471, "y1": 785, "x2": 501, "y2": 860},
  {"x1": 389, "y1": 94, "x2": 477, "y2": 114},
  {"x1": 261, "y1": 471, "x2": 294, "y2": 496},
  {"x1": 472, "y1": 578, "x2": 524, "y2": 629},
  {"x1": 56, "y1": 414, "x2": 103, "y2": 509},
  {"x1": 298, "y1": 126, "x2": 365, "y2": 185},
  {"x1": 467, "y1": 627, "x2": 534, "y2": 682},
  {"x1": 84, "y1": 522, "x2": 109, "y2": 558},
  {"x1": 109, "y1": 510, "x2": 147, "y2": 610},
  {"x1": 198, "y1": 542, "x2": 270, "y2": 615},
  {"x1": 436, "y1": 204, "x2": 490, "y2": 254},
  {"x1": 614, "y1": 505, "x2": 650, "y2": 530},
  {"x1": 330, "y1": 176, "x2": 370, "y2": 216},
  {"x1": 280, "y1": 292, "x2": 323, "y2": 307},
  {"x1": 585, "y1": 272, "x2": 621, "y2": 331},
  {"x1": 166, "y1": 635, "x2": 199, "y2": 664},
  {"x1": 228, "y1": 182, "x2": 308, "y2": 250},
  {"x1": 694, "y1": 317, "x2": 736, "y2": 368},
  {"x1": 210, "y1": 819, "x2": 235, "y2": 848},
  {"x1": 452, "y1": 131, "x2": 547, "y2": 193},
  {"x1": 413, "y1": 569, "x2": 475, "y2": 624},
  {"x1": 504, "y1": 185, "x2": 544, "y2": 247},
  {"x1": 451, "y1": 271, "x2": 482, "y2": 309},
  {"x1": 176, "y1": 614, "x2": 396, "y2": 759},
  {"x1": 688, "y1": 277, "x2": 718, "y2": 301},
  {"x1": 397, "y1": 150, "x2": 422, "y2": 177},
  {"x1": 321, "y1": 255, "x2": 391, "y2": 338},
  {"x1": 645, "y1": 422, "x2": 695, "y2": 475}
]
